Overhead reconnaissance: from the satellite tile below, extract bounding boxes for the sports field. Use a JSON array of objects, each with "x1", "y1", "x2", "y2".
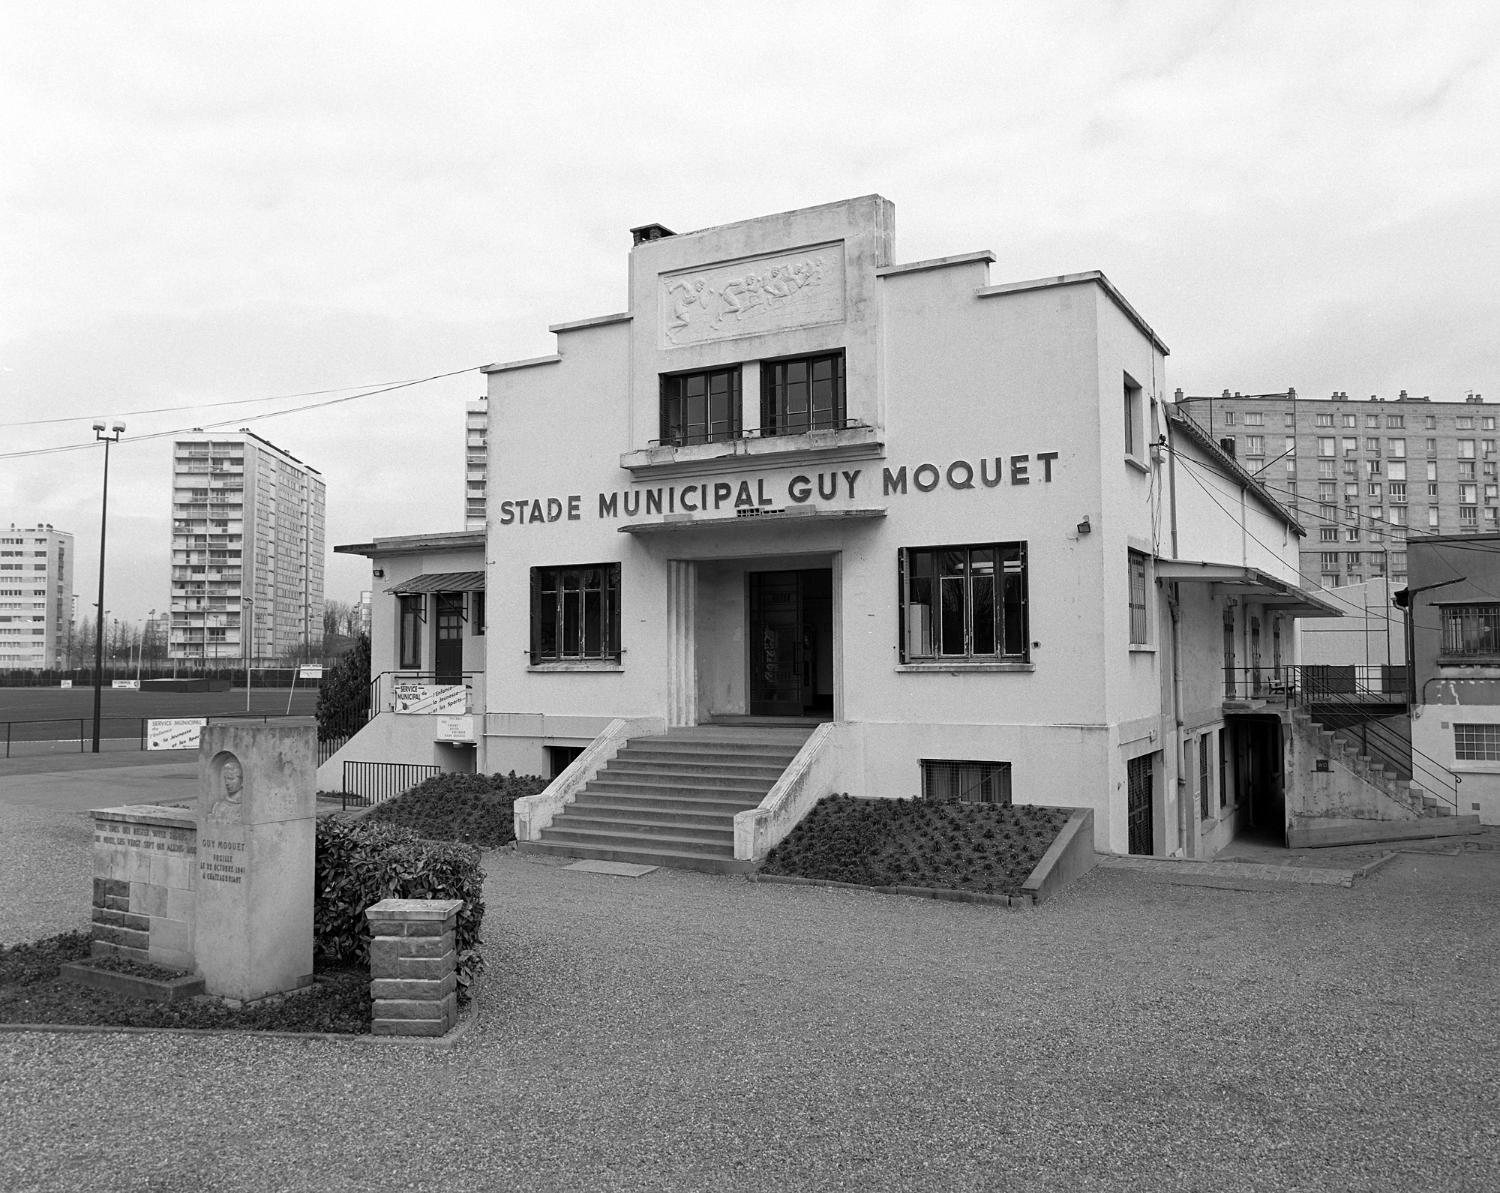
[{"x1": 0, "y1": 685, "x2": 320, "y2": 751}]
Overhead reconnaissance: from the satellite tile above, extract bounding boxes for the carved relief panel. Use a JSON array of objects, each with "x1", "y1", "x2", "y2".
[{"x1": 658, "y1": 244, "x2": 845, "y2": 348}]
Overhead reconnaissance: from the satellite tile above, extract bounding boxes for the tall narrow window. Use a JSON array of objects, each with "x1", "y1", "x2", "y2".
[
  {"x1": 1128, "y1": 551, "x2": 1150, "y2": 646},
  {"x1": 1198, "y1": 731, "x2": 1212, "y2": 820},
  {"x1": 1123, "y1": 374, "x2": 1142, "y2": 457},
  {"x1": 398, "y1": 595, "x2": 422, "y2": 669},
  {"x1": 660, "y1": 367, "x2": 741, "y2": 446},
  {"x1": 761, "y1": 351, "x2": 845, "y2": 437},
  {"x1": 530, "y1": 564, "x2": 621, "y2": 664}
]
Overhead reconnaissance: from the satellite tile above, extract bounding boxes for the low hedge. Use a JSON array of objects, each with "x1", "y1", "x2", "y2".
[
  {"x1": 362, "y1": 770, "x2": 548, "y2": 848},
  {"x1": 315, "y1": 817, "x2": 486, "y2": 1003}
]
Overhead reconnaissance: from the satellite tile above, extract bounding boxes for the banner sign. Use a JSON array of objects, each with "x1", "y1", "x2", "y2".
[
  {"x1": 434, "y1": 715, "x2": 476, "y2": 742},
  {"x1": 147, "y1": 718, "x2": 207, "y2": 751},
  {"x1": 392, "y1": 683, "x2": 468, "y2": 715},
  {"x1": 298, "y1": 665, "x2": 324, "y2": 680},
  {"x1": 112, "y1": 679, "x2": 141, "y2": 690},
  {"x1": 59, "y1": 679, "x2": 72, "y2": 689}
]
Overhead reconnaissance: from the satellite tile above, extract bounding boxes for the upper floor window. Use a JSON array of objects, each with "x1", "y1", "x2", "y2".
[
  {"x1": 1315, "y1": 413, "x2": 1334, "y2": 428},
  {"x1": 1128, "y1": 551, "x2": 1150, "y2": 646},
  {"x1": 1244, "y1": 411, "x2": 1263, "y2": 426},
  {"x1": 762, "y1": 351, "x2": 846, "y2": 438},
  {"x1": 1459, "y1": 416, "x2": 1475, "y2": 429},
  {"x1": 1123, "y1": 374, "x2": 1143, "y2": 457},
  {"x1": 1443, "y1": 605, "x2": 1500, "y2": 657},
  {"x1": 660, "y1": 367, "x2": 741, "y2": 446},
  {"x1": 900, "y1": 543, "x2": 1027, "y2": 663},
  {"x1": 1387, "y1": 414, "x2": 1404, "y2": 428},
  {"x1": 1365, "y1": 414, "x2": 1379, "y2": 428}
]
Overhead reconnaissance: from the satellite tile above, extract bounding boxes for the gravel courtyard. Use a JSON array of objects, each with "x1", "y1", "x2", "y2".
[{"x1": 1, "y1": 771, "x2": 1497, "y2": 1193}]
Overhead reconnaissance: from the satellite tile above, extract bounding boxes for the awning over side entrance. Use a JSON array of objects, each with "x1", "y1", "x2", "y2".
[
  {"x1": 1155, "y1": 560, "x2": 1344, "y2": 618},
  {"x1": 384, "y1": 570, "x2": 486, "y2": 594}
]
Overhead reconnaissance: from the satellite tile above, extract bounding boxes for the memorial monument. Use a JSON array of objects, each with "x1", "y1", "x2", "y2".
[{"x1": 193, "y1": 718, "x2": 316, "y2": 1001}]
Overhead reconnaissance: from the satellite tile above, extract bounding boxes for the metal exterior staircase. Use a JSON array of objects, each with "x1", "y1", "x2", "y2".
[
  {"x1": 520, "y1": 725, "x2": 814, "y2": 873},
  {"x1": 1291, "y1": 709, "x2": 1454, "y2": 818}
]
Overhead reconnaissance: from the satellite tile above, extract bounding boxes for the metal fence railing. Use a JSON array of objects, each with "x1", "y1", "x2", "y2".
[
  {"x1": 2, "y1": 712, "x2": 320, "y2": 759},
  {"x1": 339, "y1": 761, "x2": 440, "y2": 810}
]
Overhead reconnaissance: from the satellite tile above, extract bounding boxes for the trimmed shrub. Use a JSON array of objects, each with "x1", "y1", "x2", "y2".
[
  {"x1": 363, "y1": 770, "x2": 547, "y2": 848},
  {"x1": 315, "y1": 816, "x2": 486, "y2": 1003}
]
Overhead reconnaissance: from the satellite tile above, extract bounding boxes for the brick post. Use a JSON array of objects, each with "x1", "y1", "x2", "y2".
[{"x1": 365, "y1": 898, "x2": 464, "y2": 1037}]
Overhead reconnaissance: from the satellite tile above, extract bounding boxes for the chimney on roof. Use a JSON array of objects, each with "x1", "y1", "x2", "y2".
[
  {"x1": 1399, "y1": 389, "x2": 1409, "y2": 400},
  {"x1": 1288, "y1": 387, "x2": 1296, "y2": 399},
  {"x1": 630, "y1": 223, "x2": 676, "y2": 245},
  {"x1": 1222, "y1": 389, "x2": 1231, "y2": 399},
  {"x1": 1173, "y1": 387, "x2": 1184, "y2": 401}
]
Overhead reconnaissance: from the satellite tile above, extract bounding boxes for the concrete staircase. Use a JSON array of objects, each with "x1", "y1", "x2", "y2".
[
  {"x1": 521, "y1": 725, "x2": 814, "y2": 873},
  {"x1": 1291, "y1": 710, "x2": 1454, "y2": 818}
]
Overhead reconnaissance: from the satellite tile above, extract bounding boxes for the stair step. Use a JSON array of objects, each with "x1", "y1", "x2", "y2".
[
  {"x1": 550, "y1": 813, "x2": 736, "y2": 841},
  {"x1": 539, "y1": 824, "x2": 735, "y2": 853},
  {"x1": 517, "y1": 839, "x2": 754, "y2": 875},
  {"x1": 567, "y1": 800, "x2": 740, "y2": 823},
  {"x1": 604, "y1": 760, "x2": 789, "y2": 783},
  {"x1": 582, "y1": 778, "x2": 769, "y2": 801}
]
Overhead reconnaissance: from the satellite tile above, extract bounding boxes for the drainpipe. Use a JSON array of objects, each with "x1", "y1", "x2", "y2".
[{"x1": 1168, "y1": 586, "x2": 1190, "y2": 856}]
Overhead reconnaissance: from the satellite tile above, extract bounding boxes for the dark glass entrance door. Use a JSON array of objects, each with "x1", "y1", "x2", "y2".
[
  {"x1": 434, "y1": 592, "x2": 465, "y2": 686},
  {"x1": 747, "y1": 569, "x2": 832, "y2": 717}
]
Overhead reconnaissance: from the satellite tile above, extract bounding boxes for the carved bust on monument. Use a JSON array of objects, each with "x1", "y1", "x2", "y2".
[{"x1": 207, "y1": 752, "x2": 244, "y2": 822}]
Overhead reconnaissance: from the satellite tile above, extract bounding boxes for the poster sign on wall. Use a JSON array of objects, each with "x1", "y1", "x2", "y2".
[
  {"x1": 433, "y1": 715, "x2": 475, "y2": 743},
  {"x1": 147, "y1": 718, "x2": 207, "y2": 751},
  {"x1": 392, "y1": 684, "x2": 468, "y2": 715},
  {"x1": 112, "y1": 679, "x2": 141, "y2": 690},
  {"x1": 298, "y1": 665, "x2": 324, "y2": 680}
]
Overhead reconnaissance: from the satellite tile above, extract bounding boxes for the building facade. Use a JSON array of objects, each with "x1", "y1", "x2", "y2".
[
  {"x1": 0, "y1": 523, "x2": 74, "y2": 669},
  {"x1": 462, "y1": 196, "x2": 1333, "y2": 857},
  {"x1": 1176, "y1": 388, "x2": 1495, "y2": 593},
  {"x1": 464, "y1": 397, "x2": 487, "y2": 529},
  {"x1": 168, "y1": 432, "x2": 326, "y2": 664},
  {"x1": 1407, "y1": 533, "x2": 1500, "y2": 825}
]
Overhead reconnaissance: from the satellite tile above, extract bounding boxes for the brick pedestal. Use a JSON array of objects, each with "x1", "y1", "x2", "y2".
[{"x1": 365, "y1": 898, "x2": 463, "y2": 1037}]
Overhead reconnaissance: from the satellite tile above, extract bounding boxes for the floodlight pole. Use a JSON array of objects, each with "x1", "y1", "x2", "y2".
[{"x1": 90, "y1": 422, "x2": 125, "y2": 753}]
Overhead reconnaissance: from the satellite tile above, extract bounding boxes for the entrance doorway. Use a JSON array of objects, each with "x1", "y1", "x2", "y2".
[
  {"x1": 1126, "y1": 752, "x2": 1155, "y2": 855},
  {"x1": 434, "y1": 592, "x2": 465, "y2": 686},
  {"x1": 746, "y1": 569, "x2": 833, "y2": 717},
  {"x1": 1231, "y1": 716, "x2": 1285, "y2": 841}
]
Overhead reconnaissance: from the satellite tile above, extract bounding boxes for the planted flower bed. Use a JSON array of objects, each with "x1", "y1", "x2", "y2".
[
  {"x1": 0, "y1": 932, "x2": 369, "y2": 1032},
  {"x1": 760, "y1": 794, "x2": 1070, "y2": 897}
]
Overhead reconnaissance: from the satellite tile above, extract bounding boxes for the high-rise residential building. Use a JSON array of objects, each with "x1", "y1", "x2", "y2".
[
  {"x1": 0, "y1": 523, "x2": 74, "y2": 669},
  {"x1": 1176, "y1": 388, "x2": 1493, "y2": 591},
  {"x1": 464, "y1": 396, "x2": 487, "y2": 529},
  {"x1": 168, "y1": 431, "x2": 326, "y2": 664}
]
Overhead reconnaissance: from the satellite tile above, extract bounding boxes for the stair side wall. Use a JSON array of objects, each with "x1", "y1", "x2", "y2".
[
  {"x1": 1286, "y1": 714, "x2": 1420, "y2": 824},
  {"x1": 513, "y1": 716, "x2": 667, "y2": 841}
]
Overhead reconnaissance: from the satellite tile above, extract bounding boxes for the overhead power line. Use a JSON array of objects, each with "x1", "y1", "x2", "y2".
[{"x1": 0, "y1": 366, "x2": 484, "y2": 462}]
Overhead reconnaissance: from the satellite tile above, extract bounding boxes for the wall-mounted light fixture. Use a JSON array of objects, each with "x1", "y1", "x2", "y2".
[{"x1": 1077, "y1": 515, "x2": 1092, "y2": 535}]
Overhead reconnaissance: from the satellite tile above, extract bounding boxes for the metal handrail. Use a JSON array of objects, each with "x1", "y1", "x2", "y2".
[{"x1": 1297, "y1": 680, "x2": 1458, "y2": 810}]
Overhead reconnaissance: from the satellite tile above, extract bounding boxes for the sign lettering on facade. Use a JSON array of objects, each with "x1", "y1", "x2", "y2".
[
  {"x1": 393, "y1": 684, "x2": 469, "y2": 715},
  {"x1": 495, "y1": 452, "x2": 1060, "y2": 528}
]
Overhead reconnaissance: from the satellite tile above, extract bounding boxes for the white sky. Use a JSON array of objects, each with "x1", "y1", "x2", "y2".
[{"x1": 3, "y1": 0, "x2": 1498, "y2": 630}]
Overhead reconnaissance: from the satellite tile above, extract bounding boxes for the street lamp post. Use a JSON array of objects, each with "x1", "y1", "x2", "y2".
[{"x1": 90, "y1": 422, "x2": 125, "y2": 753}]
